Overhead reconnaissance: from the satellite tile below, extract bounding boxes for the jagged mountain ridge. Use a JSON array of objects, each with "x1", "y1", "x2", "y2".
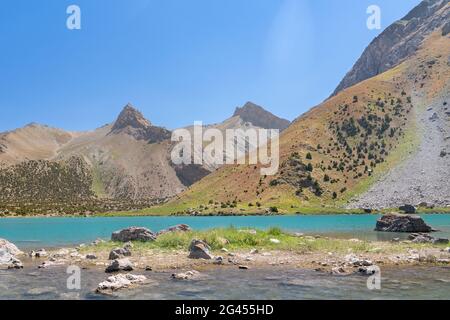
[{"x1": 0, "y1": 102, "x2": 290, "y2": 211}]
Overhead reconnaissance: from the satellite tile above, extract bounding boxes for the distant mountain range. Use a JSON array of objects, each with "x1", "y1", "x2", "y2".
[
  {"x1": 0, "y1": 0, "x2": 448, "y2": 216},
  {"x1": 0, "y1": 101, "x2": 290, "y2": 214}
]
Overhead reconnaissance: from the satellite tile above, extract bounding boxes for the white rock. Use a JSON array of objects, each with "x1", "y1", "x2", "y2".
[
  {"x1": 97, "y1": 274, "x2": 147, "y2": 293},
  {"x1": 270, "y1": 239, "x2": 281, "y2": 244},
  {"x1": 171, "y1": 270, "x2": 201, "y2": 280},
  {"x1": 0, "y1": 239, "x2": 23, "y2": 256}
]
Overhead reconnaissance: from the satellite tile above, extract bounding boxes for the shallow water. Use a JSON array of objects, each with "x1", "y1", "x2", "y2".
[
  {"x1": 1, "y1": 214, "x2": 449, "y2": 249},
  {"x1": 1, "y1": 263, "x2": 449, "y2": 300}
]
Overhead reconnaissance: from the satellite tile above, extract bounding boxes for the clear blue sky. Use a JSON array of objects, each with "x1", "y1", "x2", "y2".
[{"x1": 0, "y1": 0, "x2": 421, "y2": 132}]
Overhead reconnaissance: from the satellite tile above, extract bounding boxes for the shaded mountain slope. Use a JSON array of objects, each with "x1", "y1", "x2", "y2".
[{"x1": 333, "y1": 0, "x2": 449, "y2": 96}]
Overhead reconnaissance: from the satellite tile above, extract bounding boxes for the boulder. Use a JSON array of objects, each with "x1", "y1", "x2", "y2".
[
  {"x1": 86, "y1": 254, "x2": 98, "y2": 260},
  {"x1": 96, "y1": 274, "x2": 147, "y2": 293},
  {"x1": 105, "y1": 258, "x2": 134, "y2": 273},
  {"x1": 0, "y1": 239, "x2": 23, "y2": 269},
  {"x1": 0, "y1": 238, "x2": 23, "y2": 256},
  {"x1": 0, "y1": 250, "x2": 23, "y2": 269},
  {"x1": 109, "y1": 247, "x2": 132, "y2": 260},
  {"x1": 358, "y1": 266, "x2": 379, "y2": 276},
  {"x1": 111, "y1": 227, "x2": 156, "y2": 242},
  {"x1": 432, "y1": 238, "x2": 449, "y2": 245},
  {"x1": 375, "y1": 214, "x2": 433, "y2": 232},
  {"x1": 408, "y1": 233, "x2": 449, "y2": 244},
  {"x1": 157, "y1": 224, "x2": 191, "y2": 236},
  {"x1": 399, "y1": 205, "x2": 416, "y2": 214},
  {"x1": 188, "y1": 239, "x2": 213, "y2": 260}
]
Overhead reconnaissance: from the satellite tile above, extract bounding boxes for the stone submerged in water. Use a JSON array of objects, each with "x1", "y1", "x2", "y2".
[
  {"x1": 96, "y1": 274, "x2": 147, "y2": 294},
  {"x1": 375, "y1": 213, "x2": 433, "y2": 233},
  {"x1": 111, "y1": 227, "x2": 156, "y2": 242},
  {"x1": 171, "y1": 270, "x2": 201, "y2": 280},
  {"x1": 188, "y1": 239, "x2": 213, "y2": 260}
]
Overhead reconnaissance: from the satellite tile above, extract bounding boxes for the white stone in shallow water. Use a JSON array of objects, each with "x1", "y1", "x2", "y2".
[
  {"x1": 0, "y1": 239, "x2": 23, "y2": 256},
  {"x1": 171, "y1": 270, "x2": 201, "y2": 280},
  {"x1": 97, "y1": 274, "x2": 147, "y2": 293}
]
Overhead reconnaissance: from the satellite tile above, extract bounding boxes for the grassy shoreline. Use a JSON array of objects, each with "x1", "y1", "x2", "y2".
[{"x1": 70, "y1": 227, "x2": 450, "y2": 274}]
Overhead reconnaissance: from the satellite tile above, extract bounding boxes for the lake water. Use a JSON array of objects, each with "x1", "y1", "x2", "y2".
[
  {"x1": 1, "y1": 214, "x2": 450, "y2": 249},
  {"x1": 1, "y1": 263, "x2": 449, "y2": 300}
]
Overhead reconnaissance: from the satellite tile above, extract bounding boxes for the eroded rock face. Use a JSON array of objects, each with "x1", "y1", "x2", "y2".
[
  {"x1": 96, "y1": 274, "x2": 147, "y2": 294},
  {"x1": 333, "y1": 0, "x2": 449, "y2": 95},
  {"x1": 188, "y1": 239, "x2": 213, "y2": 260},
  {"x1": 111, "y1": 227, "x2": 156, "y2": 242},
  {"x1": 375, "y1": 214, "x2": 434, "y2": 232}
]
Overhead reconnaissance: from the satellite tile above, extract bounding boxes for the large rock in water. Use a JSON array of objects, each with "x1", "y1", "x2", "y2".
[
  {"x1": 111, "y1": 227, "x2": 156, "y2": 242},
  {"x1": 375, "y1": 214, "x2": 433, "y2": 233},
  {"x1": 96, "y1": 274, "x2": 147, "y2": 294},
  {"x1": 0, "y1": 239, "x2": 23, "y2": 269},
  {"x1": 0, "y1": 239, "x2": 23, "y2": 256},
  {"x1": 188, "y1": 239, "x2": 213, "y2": 260}
]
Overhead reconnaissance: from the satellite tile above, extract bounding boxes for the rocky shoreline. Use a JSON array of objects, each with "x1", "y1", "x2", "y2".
[{"x1": 2, "y1": 222, "x2": 450, "y2": 296}]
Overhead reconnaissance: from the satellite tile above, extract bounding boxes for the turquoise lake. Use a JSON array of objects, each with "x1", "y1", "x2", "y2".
[{"x1": 1, "y1": 214, "x2": 450, "y2": 249}]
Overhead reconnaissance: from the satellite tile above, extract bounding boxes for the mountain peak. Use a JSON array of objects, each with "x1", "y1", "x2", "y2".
[
  {"x1": 112, "y1": 104, "x2": 152, "y2": 132},
  {"x1": 233, "y1": 102, "x2": 290, "y2": 131},
  {"x1": 110, "y1": 104, "x2": 171, "y2": 142}
]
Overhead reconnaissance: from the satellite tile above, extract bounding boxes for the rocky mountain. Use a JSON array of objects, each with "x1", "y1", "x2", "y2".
[
  {"x1": 182, "y1": 101, "x2": 291, "y2": 171},
  {"x1": 110, "y1": 103, "x2": 171, "y2": 142},
  {"x1": 232, "y1": 102, "x2": 290, "y2": 131},
  {"x1": 333, "y1": 0, "x2": 449, "y2": 96},
  {"x1": 0, "y1": 102, "x2": 290, "y2": 214},
  {"x1": 160, "y1": 1, "x2": 449, "y2": 214}
]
